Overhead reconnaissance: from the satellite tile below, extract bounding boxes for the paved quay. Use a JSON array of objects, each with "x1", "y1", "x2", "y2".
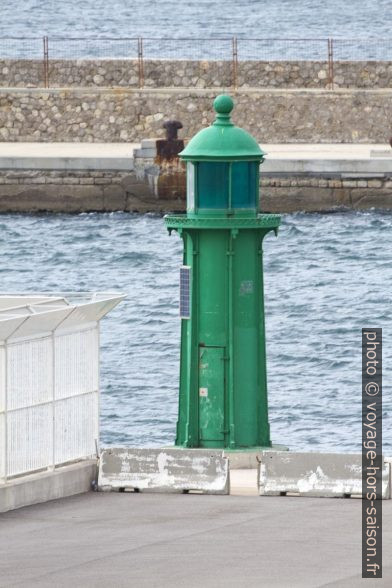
[
  {"x1": 262, "y1": 143, "x2": 392, "y2": 175},
  {"x1": 0, "y1": 142, "x2": 390, "y2": 171},
  {"x1": 0, "y1": 142, "x2": 139, "y2": 170},
  {"x1": 0, "y1": 490, "x2": 391, "y2": 588},
  {"x1": 0, "y1": 142, "x2": 390, "y2": 213}
]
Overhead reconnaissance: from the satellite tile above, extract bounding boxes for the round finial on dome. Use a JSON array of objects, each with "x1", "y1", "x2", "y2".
[{"x1": 213, "y1": 94, "x2": 234, "y2": 115}]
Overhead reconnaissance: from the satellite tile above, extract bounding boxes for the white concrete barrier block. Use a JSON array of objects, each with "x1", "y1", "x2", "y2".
[
  {"x1": 98, "y1": 448, "x2": 230, "y2": 494},
  {"x1": 259, "y1": 452, "x2": 390, "y2": 499}
]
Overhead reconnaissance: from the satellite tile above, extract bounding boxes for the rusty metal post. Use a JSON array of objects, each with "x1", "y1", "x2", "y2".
[
  {"x1": 232, "y1": 36, "x2": 238, "y2": 90},
  {"x1": 328, "y1": 38, "x2": 334, "y2": 89},
  {"x1": 138, "y1": 37, "x2": 144, "y2": 89},
  {"x1": 43, "y1": 36, "x2": 49, "y2": 88}
]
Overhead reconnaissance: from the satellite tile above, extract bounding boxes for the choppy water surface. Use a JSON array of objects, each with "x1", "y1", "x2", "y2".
[
  {"x1": 1, "y1": 2, "x2": 392, "y2": 60},
  {"x1": 1, "y1": 0, "x2": 392, "y2": 38},
  {"x1": 0, "y1": 211, "x2": 390, "y2": 453}
]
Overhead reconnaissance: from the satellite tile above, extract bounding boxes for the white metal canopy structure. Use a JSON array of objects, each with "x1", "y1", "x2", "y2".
[{"x1": 0, "y1": 292, "x2": 124, "y2": 482}]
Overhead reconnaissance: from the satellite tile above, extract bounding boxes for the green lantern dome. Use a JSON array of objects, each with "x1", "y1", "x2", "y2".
[{"x1": 180, "y1": 95, "x2": 265, "y2": 162}]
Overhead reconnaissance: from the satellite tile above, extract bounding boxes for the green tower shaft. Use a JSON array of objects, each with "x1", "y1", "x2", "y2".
[{"x1": 165, "y1": 95, "x2": 280, "y2": 450}]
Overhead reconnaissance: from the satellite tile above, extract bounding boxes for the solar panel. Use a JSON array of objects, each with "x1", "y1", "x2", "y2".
[{"x1": 180, "y1": 266, "x2": 191, "y2": 319}]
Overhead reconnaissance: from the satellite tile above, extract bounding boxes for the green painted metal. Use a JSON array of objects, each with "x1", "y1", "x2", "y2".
[
  {"x1": 199, "y1": 346, "x2": 225, "y2": 446},
  {"x1": 165, "y1": 95, "x2": 280, "y2": 449},
  {"x1": 166, "y1": 215, "x2": 280, "y2": 231},
  {"x1": 180, "y1": 95, "x2": 266, "y2": 162}
]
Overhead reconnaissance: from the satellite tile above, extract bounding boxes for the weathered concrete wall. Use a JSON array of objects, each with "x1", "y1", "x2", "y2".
[
  {"x1": 1, "y1": 59, "x2": 392, "y2": 89},
  {"x1": 0, "y1": 460, "x2": 97, "y2": 513},
  {"x1": 0, "y1": 88, "x2": 391, "y2": 143},
  {"x1": 260, "y1": 175, "x2": 392, "y2": 212},
  {"x1": 0, "y1": 169, "x2": 160, "y2": 213},
  {"x1": 0, "y1": 168, "x2": 390, "y2": 213}
]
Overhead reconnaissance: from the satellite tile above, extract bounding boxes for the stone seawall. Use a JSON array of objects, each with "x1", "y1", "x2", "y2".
[
  {"x1": 260, "y1": 176, "x2": 392, "y2": 212},
  {"x1": 0, "y1": 88, "x2": 391, "y2": 143},
  {"x1": 0, "y1": 169, "x2": 151, "y2": 212},
  {"x1": 0, "y1": 168, "x2": 390, "y2": 213},
  {"x1": 1, "y1": 59, "x2": 392, "y2": 89}
]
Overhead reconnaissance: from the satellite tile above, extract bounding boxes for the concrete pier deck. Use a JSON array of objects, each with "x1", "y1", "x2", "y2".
[
  {"x1": 0, "y1": 142, "x2": 390, "y2": 171},
  {"x1": 0, "y1": 142, "x2": 139, "y2": 170},
  {"x1": 0, "y1": 142, "x2": 390, "y2": 213},
  {"x1": 0, "y1": 491, "x2": 390, "y2": 587},
  {"x1": 262, "y1": 143, "x2": 392, "y2": 175}
]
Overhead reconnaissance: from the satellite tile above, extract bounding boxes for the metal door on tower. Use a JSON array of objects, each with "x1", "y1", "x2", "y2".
[{"x1": 198, "y1": 346, "x2": 225, "y2": 446}]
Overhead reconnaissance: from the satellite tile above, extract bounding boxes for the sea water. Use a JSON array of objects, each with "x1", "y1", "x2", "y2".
[{"x1": 0, "y1": 210, "x2": 390, "y2": 453}]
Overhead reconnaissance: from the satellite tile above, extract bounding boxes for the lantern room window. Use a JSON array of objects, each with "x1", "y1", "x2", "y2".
[
  {"x1": 197, "y1": 162, "x2": 229, "y2": 209},
  {"x1": 186, "y1": 162, "x2": 195, "y2": 212},
  {"x1": 188, "y1": 161, "x2": 259, "y2": 212},
  {"x1": 231, "y1": 162, "x2": 258, "y2": 209}
]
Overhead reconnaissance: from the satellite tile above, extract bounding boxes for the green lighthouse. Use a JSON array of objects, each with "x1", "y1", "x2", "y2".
[{"x1": 165, "y1": 95, "x2": 280, "y2": 450}]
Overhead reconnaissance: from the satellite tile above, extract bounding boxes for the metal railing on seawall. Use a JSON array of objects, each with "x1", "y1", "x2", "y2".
[{"x1": 1, "y1": 36, "x2": 392, "y2": 89}]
